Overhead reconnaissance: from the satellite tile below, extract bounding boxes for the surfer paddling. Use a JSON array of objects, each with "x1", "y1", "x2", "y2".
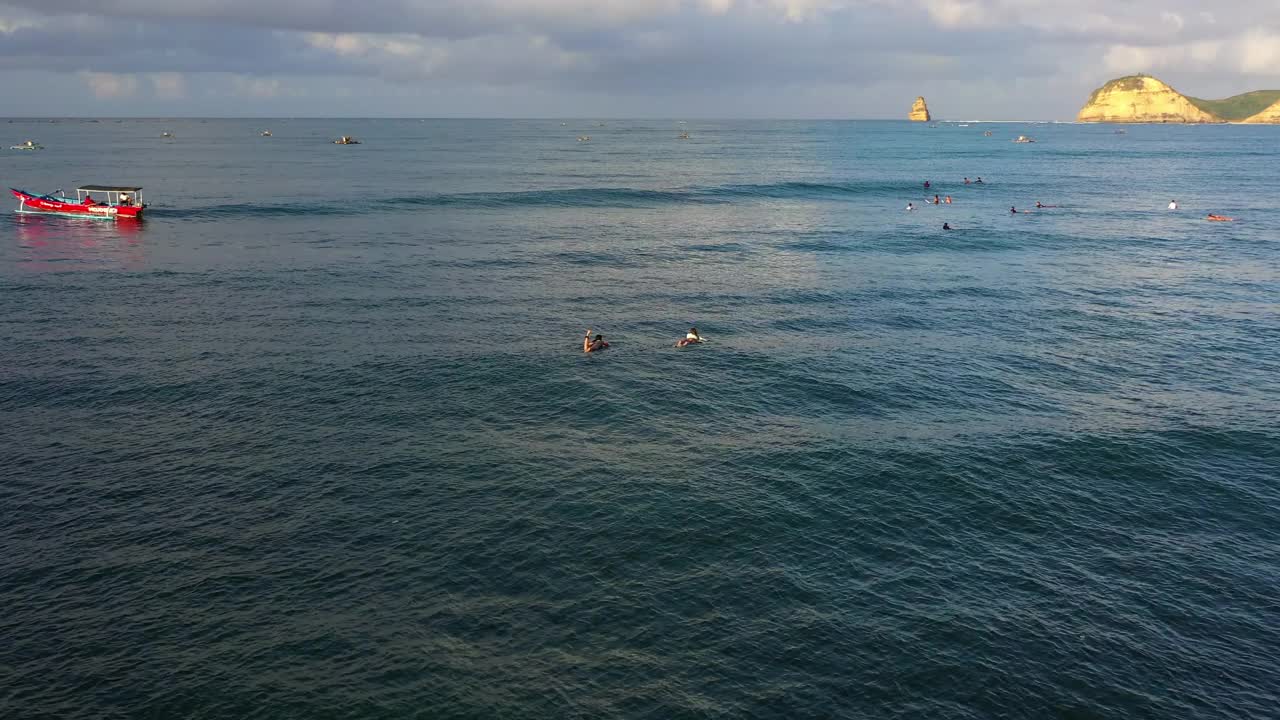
[{"x1": 583, "y1": 329, "x2": 609, "y2": 353}]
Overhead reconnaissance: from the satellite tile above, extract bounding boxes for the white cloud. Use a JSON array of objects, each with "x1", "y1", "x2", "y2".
[
  {"x1": 80, "y1": 71, "x2": 138, "y2": 98},
  {"x1": 916, "y1": 0, "x2": 1262, "y2": 39},
  {"x1": 0, "y1": 17, "x2": 38, "y2": 33},
  {"x1": 231, "y1": 75, "x2": 281, "y2": 97},
  {"x1": 768, "y1": 0, "x2": 848, "y2": 22},
  {"x1": 1235, "y1": 29, "x2": 1280, "y2": 74},
  {"x1": 1160, "y1": 12, "x2": 1184, "y2": 31},
  {"x1": 1102, "y1": 41, "x2": 1222, "y2": 74},
  {"x1": 922, "y1": 0, "x2": 988, "y2": 28},
  {"x1": 148, "y1": 71, "x2": 185, "y2": 98},
  {"x1": 1101, "y1": 29, "x2": 1280, "y2": 79},
  {"x1": 303, "y1": 31, "x2": 586, "y2": 84}
]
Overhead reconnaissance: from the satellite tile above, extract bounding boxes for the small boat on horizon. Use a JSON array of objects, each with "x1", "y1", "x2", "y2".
[
  {"x1": 334, "y1": 136, "x2": 360, "y2": 144},
  {"x1": 10, "y1": 140, "x2": 43, "y2": 150},
  {"x1": 12, "y1": 185, "x2": 145, "y2": 220},
  {"x1": 1013, "y1": 135, "x2": 1036, "y2": 143},
  {"x1": 262, "y1": 130, "x2": 272, "y2": 137},
  {"x1": 678, "y1": 131, "x2": 690, "y2": 140}
]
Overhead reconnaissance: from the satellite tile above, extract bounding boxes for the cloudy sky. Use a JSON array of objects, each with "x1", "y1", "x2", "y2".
[{"x1": 1, "y1": 0, "x2": 1278, "y2": 118}]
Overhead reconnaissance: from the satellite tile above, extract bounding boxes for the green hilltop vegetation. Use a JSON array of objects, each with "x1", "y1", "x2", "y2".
[
  {"x1": 1186, "y1": 91, "x2": 1280, "y2": 121},
  {"x1": 1083, "y1": 75, "x2": 1149, "y2": 107}
]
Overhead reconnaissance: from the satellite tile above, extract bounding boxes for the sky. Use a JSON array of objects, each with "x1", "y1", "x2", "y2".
[{"x1": 1, "y1": 0, "x2": 1279, "y2": 118}]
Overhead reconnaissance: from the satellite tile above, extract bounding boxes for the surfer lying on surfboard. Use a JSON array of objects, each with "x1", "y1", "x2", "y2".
[{"x1": 676, "y1": 328, "x2": 704, "y2": 347}]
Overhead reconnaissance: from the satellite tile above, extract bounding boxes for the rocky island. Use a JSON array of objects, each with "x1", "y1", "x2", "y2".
[
  {"x1": 909, "y1": 97, "x2": 930, "y2": 122},
  {"x1": 1077, "y1": 75, "x2": 1280, "y2": 124}
]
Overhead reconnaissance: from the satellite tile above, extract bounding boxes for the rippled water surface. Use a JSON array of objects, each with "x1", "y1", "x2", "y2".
[{"x1": 3, "y1": 119, "x2": 1279, "y2": 719}]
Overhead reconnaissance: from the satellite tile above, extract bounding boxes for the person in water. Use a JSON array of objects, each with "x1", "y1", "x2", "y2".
[
  {"x1": 963, "y1": 177, "x2": 971, "y2": 185},
  {"x1": 1010, "y1": 206, "x2": 1019, "y2": 214},
  {"x1": 583, "y1": 329, "x2": 609, "y2": 353},
  {"x1": 676, "y1": 328, "x2": 703, "y2": 347},
  {"x1": 923, "y1": 180, "x2": 931, "y2": 189},
  {"x1": 1168, "y1": 200, "x2": 1178, "y2": 210},
  {"x1": 944, "y1": 196, "x2": 952, "y2": 204},
  {"x1": 933, "y1": 194, "x2": 941, "y2": 205},
  {"x1": 1206, "y1": 214, "x2": 1234, "y2": 222},
  {"x1": 976, "y1": 177, "x2": 984, "y2": 184},
  {"x1": 943, "y1": 223, "x2": 952, "y2": 230},
  {"x1": 1035, "y1": 201, "x2": 1056, "y2": 209},
  {"x1": 906, "y1": 202, "x2": 915, "y2": 211}
]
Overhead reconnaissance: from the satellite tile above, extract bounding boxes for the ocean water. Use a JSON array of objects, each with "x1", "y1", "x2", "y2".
[{"x1": 2, "y1": 119, "x2": 1278, "y2": 719}]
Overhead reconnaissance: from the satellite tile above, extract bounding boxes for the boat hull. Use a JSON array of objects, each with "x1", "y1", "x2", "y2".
[{"x1": 11, "y1": 189, "x2": 143, "y2": 219}]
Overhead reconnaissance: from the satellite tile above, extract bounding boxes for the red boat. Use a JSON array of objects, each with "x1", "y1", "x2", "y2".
[{"x1": 12, "y1": 185, "x2": 145, "y2": 220}]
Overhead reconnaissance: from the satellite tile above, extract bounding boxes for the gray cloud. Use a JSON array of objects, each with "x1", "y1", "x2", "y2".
[{"x1": 0, "y1": 0, "x2": 1278, "y2": 117}]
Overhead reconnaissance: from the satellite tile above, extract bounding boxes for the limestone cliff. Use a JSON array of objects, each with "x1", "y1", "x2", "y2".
[
  {"x1": 1241, "y1": 98, "x2": 1280, "y2": 124},
  {"x1": 908, "y1": 97, "x2": 930, "y2": 122},
  {"x1": 1076, "y1": 75, "x2": 1221, "y2": 123}
]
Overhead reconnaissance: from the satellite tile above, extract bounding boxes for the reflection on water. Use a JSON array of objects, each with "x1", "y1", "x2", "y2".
[{"x1": 11, "y1": 215, "x2": 146, "y2": 271}]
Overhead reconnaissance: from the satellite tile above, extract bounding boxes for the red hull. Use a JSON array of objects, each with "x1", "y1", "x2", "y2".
[{"x1": 12, "y1": 189, "x2": 143, "y2": 219}]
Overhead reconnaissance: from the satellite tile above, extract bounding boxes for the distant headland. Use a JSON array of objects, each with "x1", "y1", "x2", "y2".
[{"x1": 1077, "y1": 75, "x2": 1280, "y2": 124}]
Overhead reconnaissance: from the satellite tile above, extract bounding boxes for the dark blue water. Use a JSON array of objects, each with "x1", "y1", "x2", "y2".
[{"x1": 3, "y1": 119, "x2": 1279, "y2": 719}]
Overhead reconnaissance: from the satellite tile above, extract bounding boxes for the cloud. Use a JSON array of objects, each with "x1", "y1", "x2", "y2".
[
  {"x1": 231, "y1": 75, "x2": 282, "y2": 98},
  {"x1": 1235, "y1": 29, "x2": 1280, "y2": 74},
  {"x1": 0, "y1": 0, "x2": 1277, "y2": 117},
  {"x1": 921, "y1": 0, "x2": 988, "y2": 28},
  {"x1": 149, "y1": 71, "x2": 185, "y2": 98},
  {"x1": 80, "y1": 70, "x2": 138, "y2": 98},
  {"x1": 1, "y1": 0, "x2": 865, "y2": 40},
  {"x1": 0, "y1": 16, "x2": 40, "y2": 33},
  {"x1": 1100, "y1": 30, "x2": 1280, "y2": 81},
  {"x1": 1102, "y1": 42, "x2": 1216, "y2": 74}
]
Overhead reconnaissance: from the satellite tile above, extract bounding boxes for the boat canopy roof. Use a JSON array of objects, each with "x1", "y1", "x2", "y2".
[{"x1": 78, "y1": 185, "x2": 141, "y2": 192}]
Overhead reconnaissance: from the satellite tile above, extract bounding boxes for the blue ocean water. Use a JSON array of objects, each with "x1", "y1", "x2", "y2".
[{"x1": 2, "y1": 118, "x2": 1278, "y2": 719}]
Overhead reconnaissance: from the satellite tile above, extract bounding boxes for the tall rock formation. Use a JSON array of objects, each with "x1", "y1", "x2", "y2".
[
  {"x1": 908, "y1": 97, "x2": 930, "y2": 122},
  {"x1": 1242, "y1": 98, "x2": 1280, "y2": 123},
  {"x1": 1077, "y1": 75, "x2": 1221, "y2": 123}
]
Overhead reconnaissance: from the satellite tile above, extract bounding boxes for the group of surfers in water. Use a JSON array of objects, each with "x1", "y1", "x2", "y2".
[
  {"x1": 583, "y1": 327, "x2": 703, "y2": 353},
  {"x1": 909, "y1": 181, "x2": 1236, "y2": 227},
  {"x1": 924, "y1": 179, "x2": 984, "y2": 188},
  {"x1": 585, "y1": 190, "x2": 1239, "y2": 353}
]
